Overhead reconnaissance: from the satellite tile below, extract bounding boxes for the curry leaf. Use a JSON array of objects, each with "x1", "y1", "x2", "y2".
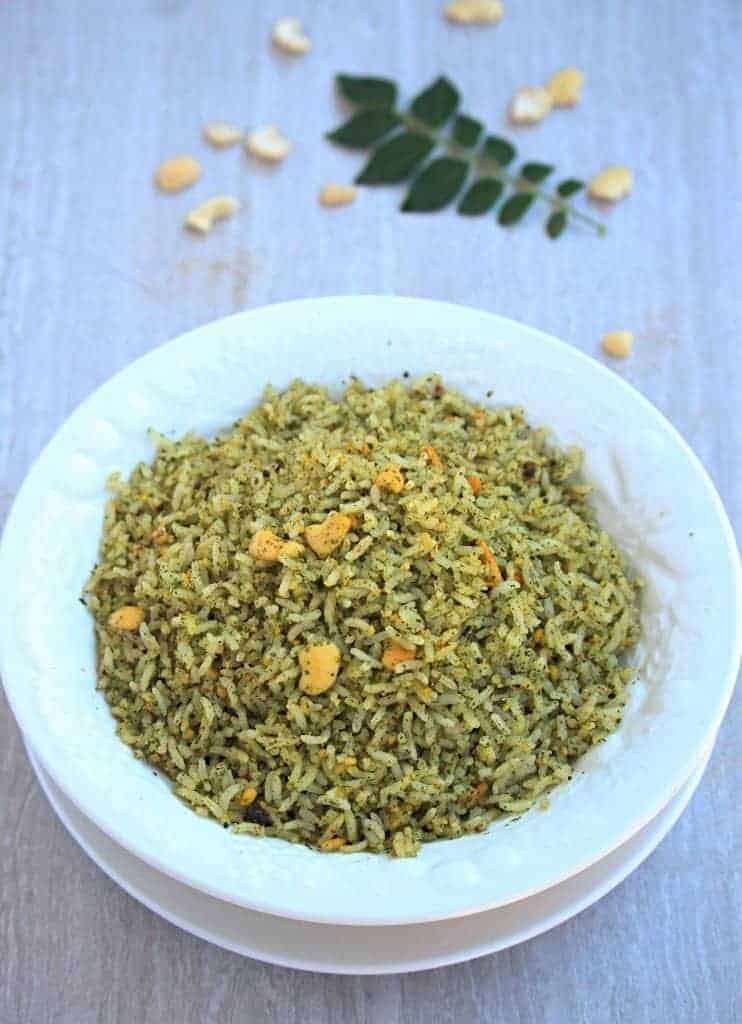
[
  {"x1": 498, "y1": 193, "x2": 535, "y2": 225},
  {"x1": 410, "y1": 76, "x2": 459, "y2": 128},
  {"x1": 401, "y1": 157, "x2": 469, "y2": 212},
  {"x1": 452, "y1": 114, "x2": 483, "y2": 149},
  {"x1": 557, "y1": 178, "x2": 584, "y2": 198},
  {"x1": 457, "y1": 177, "x2": 503, "y2": 215},
  {"x1": 336, "y1": 74, "x2": 397, "y2": 109},
  {"x1": 327, "y1": 73, "x2": 608, "y2": 238},
  {"x1": 521, "y1": 162, "x2": 554, "y2": 184},
  {"x1": 482, "y1": 135, "x2": 516, "y2": 167},
  {"x1": 356, "y1": 132, "x2": 436, "y2": 185},
  {"x1": 327, "y1": 109, "x2": 402, "y2": 149},
  {"x1": 546, "y1": 210, "x2": 568, "y2": 238}
]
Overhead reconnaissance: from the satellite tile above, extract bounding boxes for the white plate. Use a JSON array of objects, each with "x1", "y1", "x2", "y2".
[
  {"x1": 26, "y1": 738, "x2": 711, "y2": 974},
  {"x1": 1, "y1": 297, "x2": 739, "y2": 926}
]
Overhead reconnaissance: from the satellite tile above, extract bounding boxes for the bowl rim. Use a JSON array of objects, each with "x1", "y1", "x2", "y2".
[{"x1": 1, "y1": 295, "x2": 740, "y2": 925}]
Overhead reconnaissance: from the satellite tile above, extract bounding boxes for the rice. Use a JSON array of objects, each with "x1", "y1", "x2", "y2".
[{"x1": 83, "y1": 376, "x2": 641, "y2": 857}]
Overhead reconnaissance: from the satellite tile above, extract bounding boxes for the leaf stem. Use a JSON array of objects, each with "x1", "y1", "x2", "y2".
[
  {"x1": 400, "y1": 112, "x2": 607, "y2": 235},
  {"x1": 486, "y1": 163, "x2": 608, "y2": 236}
]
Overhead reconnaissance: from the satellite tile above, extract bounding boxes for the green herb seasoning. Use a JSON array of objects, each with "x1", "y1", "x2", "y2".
[{"x1": 84, "y1": 378, "x2": 641, "y2": 857}]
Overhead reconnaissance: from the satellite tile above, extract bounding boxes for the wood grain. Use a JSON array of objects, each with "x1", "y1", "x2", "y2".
[{"x1": 1, "y1": 1, "x2": 739, "y2": 1021}]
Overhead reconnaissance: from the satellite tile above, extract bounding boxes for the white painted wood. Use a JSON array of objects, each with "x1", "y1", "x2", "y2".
[{"x1": 0, "y1": 1, "x2": 739, "y2": 1020}]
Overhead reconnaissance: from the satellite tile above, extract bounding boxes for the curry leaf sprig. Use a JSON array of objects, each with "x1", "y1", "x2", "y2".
[{"x1": 327, "y1": 74, "x2": 606, "y2": 239}]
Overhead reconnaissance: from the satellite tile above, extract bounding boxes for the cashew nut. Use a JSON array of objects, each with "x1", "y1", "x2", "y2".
[
  {"x1": 601, "y1": 330, "x2": 634, "y2": 358},
  {"x1": 374, "y1": 465, "x2": 405, "y2": 493},
  {"x1": 477, "y1": 540, "x2": 503, "y2": 587},
  {"x1": 420, "y1": 444, "x2": 442, "y2": 466},
  {"x1": 545, "y1": 66, "x2": 584, "y2": 107},
  {"x1": 299, "y1": 643, "x2": 341, "y2": 695},
  {"x1": 319, "y1": 183, "x2": 357, "y2": 207},
  {"x1": 382, "y1": 644, "x2": 417, "y2": 671},
  {"x1": 237, "y1": 786, "x2": 257, "y2": 807},
  {"x1": 508, "y1": 86, "x2": 553, "y2": 125},
  {"x1": 588, "y1": 165, "x2": 633, "y2": 202},
  {"x1": 108, "y1": 605, "x2": 145, "y2": 630},
  {"x1": 150, "y1": 526, "x2": 171, "y2": 546},
  {"x1": 245, "y1": 124, "x2": 292, "y2": 163},
  {"x1": 202, "y1": 121, "x2": 243, "y2": 147},
  {"x1": 444, "y1": 0, "x2": 504, "y2": 24},
  {"x1": 304, "y1": 513, "x2": 353, "y2": 558},
  {"x1": 319, "y1": 837, "x2": 345, "y2": 851},
  {"x1": 154, "y1": 155, "x2": 201, "y2": 192},
  {"x1": 184, "y1": 195, "x2": 239, "y2": 234},
  {"x1": 272, "y1": 16, "x2": 311, "y2": 55},
  {"x1": 249, "y1": 529, "x2": 303, "y2": 562}
]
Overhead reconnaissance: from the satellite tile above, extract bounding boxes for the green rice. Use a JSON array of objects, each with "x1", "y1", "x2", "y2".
[{"x1": 83, "y1": 376, "x2": 641, "y2": 857}]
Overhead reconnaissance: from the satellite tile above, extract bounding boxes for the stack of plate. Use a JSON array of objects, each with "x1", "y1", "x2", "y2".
[
  {"x1": 20, "y1": 738, "x2": 714, "y2": 973},
  {"x1": 3, "y1": 299, "x2": 739, "y2": 974}
]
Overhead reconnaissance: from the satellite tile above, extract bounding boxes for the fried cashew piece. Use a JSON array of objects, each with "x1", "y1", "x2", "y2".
[
  {"x1": 299, "y1": 643, "x2": 341, "y2": 695},
  {"x1": 305, "y1": 513, "x2": 353, "y2": 557},
  {"x1": 382, "y1": 644, "x2": 417, "y2": 671},
  {"x1": 374, "y1": 465, "x2": 405, "y2": 493},
  {"x1": 108, "y1": 605, "x2": 145, "y2": 630},
  {"x1": 249, "y1": 529, "x2": 304, "y2": 562},
  {"x1": 477, "y1": 540, "x2": 503, "y2": 587}
]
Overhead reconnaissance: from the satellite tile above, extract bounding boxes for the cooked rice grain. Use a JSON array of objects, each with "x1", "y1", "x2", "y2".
[{"x1": 84, "y1": 377, "x2": 641, "y2": 857}]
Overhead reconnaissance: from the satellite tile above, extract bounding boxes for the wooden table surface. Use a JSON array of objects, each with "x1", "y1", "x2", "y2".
[{"x1": 1, "y1": 1, "x2": 740, "y2": 1021}]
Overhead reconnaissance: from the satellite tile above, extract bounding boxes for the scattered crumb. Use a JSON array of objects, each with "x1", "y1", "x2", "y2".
[
  {"x1": 272, "y1": 16, "x2": 311, "y2": 55},
  {"x1": 319, "y1": 183, "x2": 357, "y2": 207},
  {"x1": 202, "y1": 122, "x2": 243, "y2": 147},
  {"x1": 444, "y1": 0, "x2": 504, "y2": 24},
  {"x1": 545, "y1": 66, "x2": 584, "y2": 107},
  {"x1": 154, "y1": 155, "x2": 201, "y2": 193},
  {"x1": 602, "y1": 330, "x2": 634, "y2": 358},
  {"x1": 508, "y1": 86, "x2": 553, "y2": 125},
  {"x1": 588, "y1": 165, "x2": 633, "y2": 202}
]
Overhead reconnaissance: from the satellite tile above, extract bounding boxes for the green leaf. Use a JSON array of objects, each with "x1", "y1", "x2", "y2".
[
  {"x1": 326, "y1": 109, "x2": 402, "y2": 149},
  {"x1": 336, "y1": 74, "x2": 397, "y2": 109},
  {"x1": 452, "y1": 114, "x2": 483, "y2": 149},
  {"x1": 401, "y1": 157, "x2": 469, "y2": 212},
  {"x1": 521, "y1": 162, "x2": 554, "y2": 184},
  {"x1": 546, "y1": 210, "x2": 567, "y2": 238},
  {"x1": 457, "y1": 177, "x2": 503, "y2": 215},
  {"x1": 410, "y1": 76, "x2": 459, "y2": 128},
  {"x1": 557, "y1": 178, "x2": 584, "y2": 198},
  {"x1": 483, "y1": 135, "x2": 516, "y2": 167},
  {"x1": 356, "y1": 132, "x2": 436, "y2": 185},
  {"x1": 498, "y1": 193, "x2": 535, "y2": 226}
]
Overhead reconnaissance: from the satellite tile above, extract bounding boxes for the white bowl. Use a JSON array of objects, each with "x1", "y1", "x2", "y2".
[
  {"x1": 25, "y1": 739, "x2": 713, "y2": 973},
  {"x1": 1, "y1": 297, "x2": 739, "y2": 926}
]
